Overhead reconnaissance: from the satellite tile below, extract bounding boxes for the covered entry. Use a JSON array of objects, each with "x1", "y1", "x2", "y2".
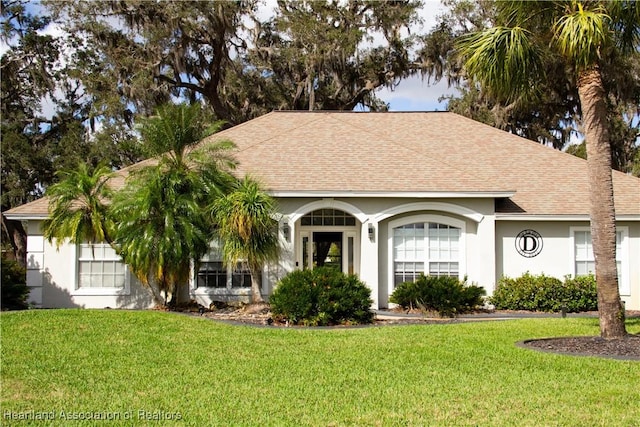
[{"x1": 297, "y1": 209, "x2": 359, "y2": 275}]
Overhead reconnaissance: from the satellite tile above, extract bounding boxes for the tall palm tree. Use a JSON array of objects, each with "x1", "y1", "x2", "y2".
[
  {"x1": 213, "y1": 177, "x2": 280, "y2": 303},
  {"x1": 111, "y1": 103, "x2": 236, "y2": 306},
  {"x1": 457, "y1": 1, "x2": 639, "y2": 338},
  {"x1": 42, "y1": 162, "x2": 114, "y2": 248}
]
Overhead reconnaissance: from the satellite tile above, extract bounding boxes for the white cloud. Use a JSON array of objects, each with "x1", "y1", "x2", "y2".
[
  {"x1": 0, "y1": 40, "x2": 9, "y2": 57},
  {"x1": 377, "y1": 76, "x2": 459, "y2": 111},
  {"x1": 419, "y1": 0, "x2": 447, "y2": 31}
]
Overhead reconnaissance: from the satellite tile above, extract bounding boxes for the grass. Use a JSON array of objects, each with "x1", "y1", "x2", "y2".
[{"x1": 1, "y1": 310, "x2": 639, "y2": 426}]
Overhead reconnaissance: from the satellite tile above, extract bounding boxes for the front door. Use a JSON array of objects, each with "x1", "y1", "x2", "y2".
[
  {"x1": 300, "y1": 230, "x2": 357, "y2": 274},
  {"x1": 313, "y1": 232, "x2": 342, "y2": 270},
  {"x1": 298, "y1": 208, "x2": 359, "y2": 275}
]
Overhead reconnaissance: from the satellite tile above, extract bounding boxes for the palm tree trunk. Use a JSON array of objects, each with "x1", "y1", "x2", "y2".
[
  {"x1": 249, "y1": 266, "x2": 264, "y2": 304},
  {"x1": 577, "y1": 68, "x2": 626, "y2": 339},
  {"x1": 146, "y1": 277, "x2": 167, "y2": 307}
]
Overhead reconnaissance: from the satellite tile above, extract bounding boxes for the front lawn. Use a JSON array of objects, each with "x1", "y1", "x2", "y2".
[{"x1": 1, "y1": 310, "x2": 638, "y2": 426}]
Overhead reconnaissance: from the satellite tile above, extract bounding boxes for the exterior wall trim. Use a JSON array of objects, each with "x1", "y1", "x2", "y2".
[
  {"x1": 374, "y1": 202, "x2": 484, "y2": 223},
  {"x1": 289, "y1": 199, "x2": 369, "y2": 223},
  {"x1": 3, "y1": 214, "x2": 48, "y2": 220},
  {"x1": 497, "y1": 214, "x2": 640, "y2": 221}
]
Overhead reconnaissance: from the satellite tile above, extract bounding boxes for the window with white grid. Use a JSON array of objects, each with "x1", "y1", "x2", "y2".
[
  {"x1": 393, "y1": 222, "x2": 460, "y2": 287},
  {"x1": 77, "y1": 243, "x2": 126, "y2": 289},
  {"x1": 197, "y1": 240, "x2": 254, "y2": 290},
  {"x1": 571, "y1": 227, "x2": 629, "y2": 295}
]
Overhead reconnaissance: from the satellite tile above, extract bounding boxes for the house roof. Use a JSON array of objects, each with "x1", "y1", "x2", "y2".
[{"x1": 5, "y1": 111, "x2": 640, "y2": 218}]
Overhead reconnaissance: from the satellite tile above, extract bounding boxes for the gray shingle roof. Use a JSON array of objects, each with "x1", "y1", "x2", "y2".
[{"x1": 6, "y1": 111, "x2": 640, "y2": 218}]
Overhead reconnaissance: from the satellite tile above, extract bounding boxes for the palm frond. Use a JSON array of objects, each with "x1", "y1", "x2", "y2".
[
  {"x1": 42, "y1": 162, "x2": 114, "y2": 248},
  {"x1": 457, "y1": 25, "x2": 542, "y2": 102},
  {"x1": 213, "y1": 176, "x2": 279, "y2": 268},
  {"x1": 597, "y1": 0, "x2": 639, "y2": 53},
  {"x1": 553, "y1": 3, "x2": 611, "y2": 70}
]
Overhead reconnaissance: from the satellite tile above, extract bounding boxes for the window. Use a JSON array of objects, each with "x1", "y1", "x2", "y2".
[
  {"x1": 197, "y1": 262, "x2": 227, "y2": 288},
  {"x1": 197, "y1": 262, "x2": 252, "y2": 289},
  {"x1": 571, "y1": 227, "x2": 629, "y2": 295},
  {"x1": 77, "y1": 243, "x2": 126, "y2": 289},
  {"x1": 300, "y1": 209, "x2": 356, "y2": 226},
  {"x1": 197, "y1": 241, "x2": 254, "y2": 290},
  {"x1": 392, "y1": 221, "x2": 461, "y2": 287}
]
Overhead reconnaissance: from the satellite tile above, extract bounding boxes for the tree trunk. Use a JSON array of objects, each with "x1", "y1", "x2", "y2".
[
  {"x1": 249, "y1": 266, "x2": 264, "y2": 304},
  {"x1": 1, "y1": 215, "x2": 27, "y2": 267},
  {"x1": 577, "y1": 68, "x2": 627, "y2": 339},
  {"x1": 146, "y1": 277, "x2": 167, "y2": 307}
]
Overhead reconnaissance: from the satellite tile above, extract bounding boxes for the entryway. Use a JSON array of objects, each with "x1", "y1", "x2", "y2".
[{"x1": 297, "y1": 209, "x2": 359, "y2": 275}]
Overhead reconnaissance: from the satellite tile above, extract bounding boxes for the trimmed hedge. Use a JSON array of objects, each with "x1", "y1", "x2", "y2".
[
  {"x1": 269, "y1": 267, "x2": 374, "y2": 326},
  {"x1": 490, "y1": 272, "x2": 598, "y2": 313},
  {"x1": 390, "y1": 274, "x2": 485, "y2": 317},
  {"x1": 1, "y1": 256, "x2": 29, "y2": 310}
]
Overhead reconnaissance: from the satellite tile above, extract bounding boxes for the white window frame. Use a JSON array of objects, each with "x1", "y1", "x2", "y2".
[
  {"x1": 388, "y1": 215, "x2": 466, "y2": 297},
  {"x1": 569, "y1": 226, "x2": 629, "y2": 296},
  {"x1": 193, "y1": 240, "x2": 256, "y2": 295},
  {"x1": 71, "y1": 243, "x2": 130, "y2": 296},
  {"x1": 195, "y1": 261, "x2": 253, "y2": 291},
  {"x1": 297, "y1": 229, "x2": 359, "y2": 274}
]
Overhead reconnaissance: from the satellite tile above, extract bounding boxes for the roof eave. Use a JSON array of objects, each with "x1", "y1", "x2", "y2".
[
  {"x1": 496, "y1": 214, "x2": 640, "y2": 221},
  {"x1": 2, "y1": 213, "x2": 48, "y2": 221},
  {"x1": 269, "y1": 190, "x2": 517, "y2": 198}
]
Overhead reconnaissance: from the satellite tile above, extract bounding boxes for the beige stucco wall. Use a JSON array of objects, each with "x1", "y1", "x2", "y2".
[
  {"x1": 496, "y1": 220, "x2": 640, "y2": 310},
  {"x1": 25, "y1": 220, "x2": 154, "y2": 309},
  {"x1": 23, "y1": 206, "x2": 639, "y2": 311},
  {"x1": 269, "y1": 197, "x2": 497, "y2": 309}
]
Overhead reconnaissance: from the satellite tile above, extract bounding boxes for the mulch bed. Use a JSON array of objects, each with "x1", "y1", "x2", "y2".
[
  {"x1": 519, "y1": 335, "x2": 640, "y2": 360},
  {"x1": 178, "y1": 304, "x2": 640, "y2": 360}
]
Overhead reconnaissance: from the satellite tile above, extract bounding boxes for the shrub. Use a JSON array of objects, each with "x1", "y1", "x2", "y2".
[
  {"x1": 1, "y1": 256, "x2": 29, "y2": 310},
  {"x1": 390, "y1": 275, "x2": 485, "y2": 317},
  {"x1": 560, "y1": 274, "x2": 598, "y2": 312},
  {"x1": 269, "y1": 267, "x2": 374, "y2": 326},
  {"x1": 490, "y1": 272, "x2": 598, "y2": 313}
]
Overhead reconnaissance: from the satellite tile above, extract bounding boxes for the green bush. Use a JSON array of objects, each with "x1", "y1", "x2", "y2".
[
  {"x1": 490, "y1": 272, "x2": 598, "y2": 313},
  {"x1": 562, "y1": 275, "x2": 598, "y2": 312},
  {"x1": 269, "y1": 267, "x2": 374, "y2": 326},
  {"x1": 1, "y1": 256, "x2": 29, "y2": 310},
  {"x1": 390, "y1": 275, "x2": 485, "y2": 317}
]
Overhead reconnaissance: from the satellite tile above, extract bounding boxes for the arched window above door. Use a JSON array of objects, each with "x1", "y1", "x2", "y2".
[{"x1": 300, "y1": 209, "x2": 356, "y2": 226}]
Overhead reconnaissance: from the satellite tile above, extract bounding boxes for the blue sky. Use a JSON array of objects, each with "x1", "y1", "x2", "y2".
[{"x1": 377, "y1": 77, "x2": 458, "y2": 111}]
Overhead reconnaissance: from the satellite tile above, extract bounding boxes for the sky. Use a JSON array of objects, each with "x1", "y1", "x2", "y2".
[
  {"x1": 370, "y1": 1, "x2": 458, "y2": 111},
  {"x1": 378, "y1": 78, "x2": 457, "y2": 111}
]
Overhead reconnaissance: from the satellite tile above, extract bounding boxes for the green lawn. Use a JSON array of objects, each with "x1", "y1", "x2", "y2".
[{"x1": 1, "y1": 310, "x2": 639, "y2": 426}]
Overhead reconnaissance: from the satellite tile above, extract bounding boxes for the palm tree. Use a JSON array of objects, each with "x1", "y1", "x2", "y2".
[
  {"x1": 213, "y1": 177, "x2": 280, "y2": 303},
  {"x1": 457, "y1": 1, "x2": 639, "y2": 338},
  {"x1": 111, "y1": 103, "x2": 236, "y2": 307},
  {"x1": 42, "y1": 162, "x2": 114, "y2": 248}
]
